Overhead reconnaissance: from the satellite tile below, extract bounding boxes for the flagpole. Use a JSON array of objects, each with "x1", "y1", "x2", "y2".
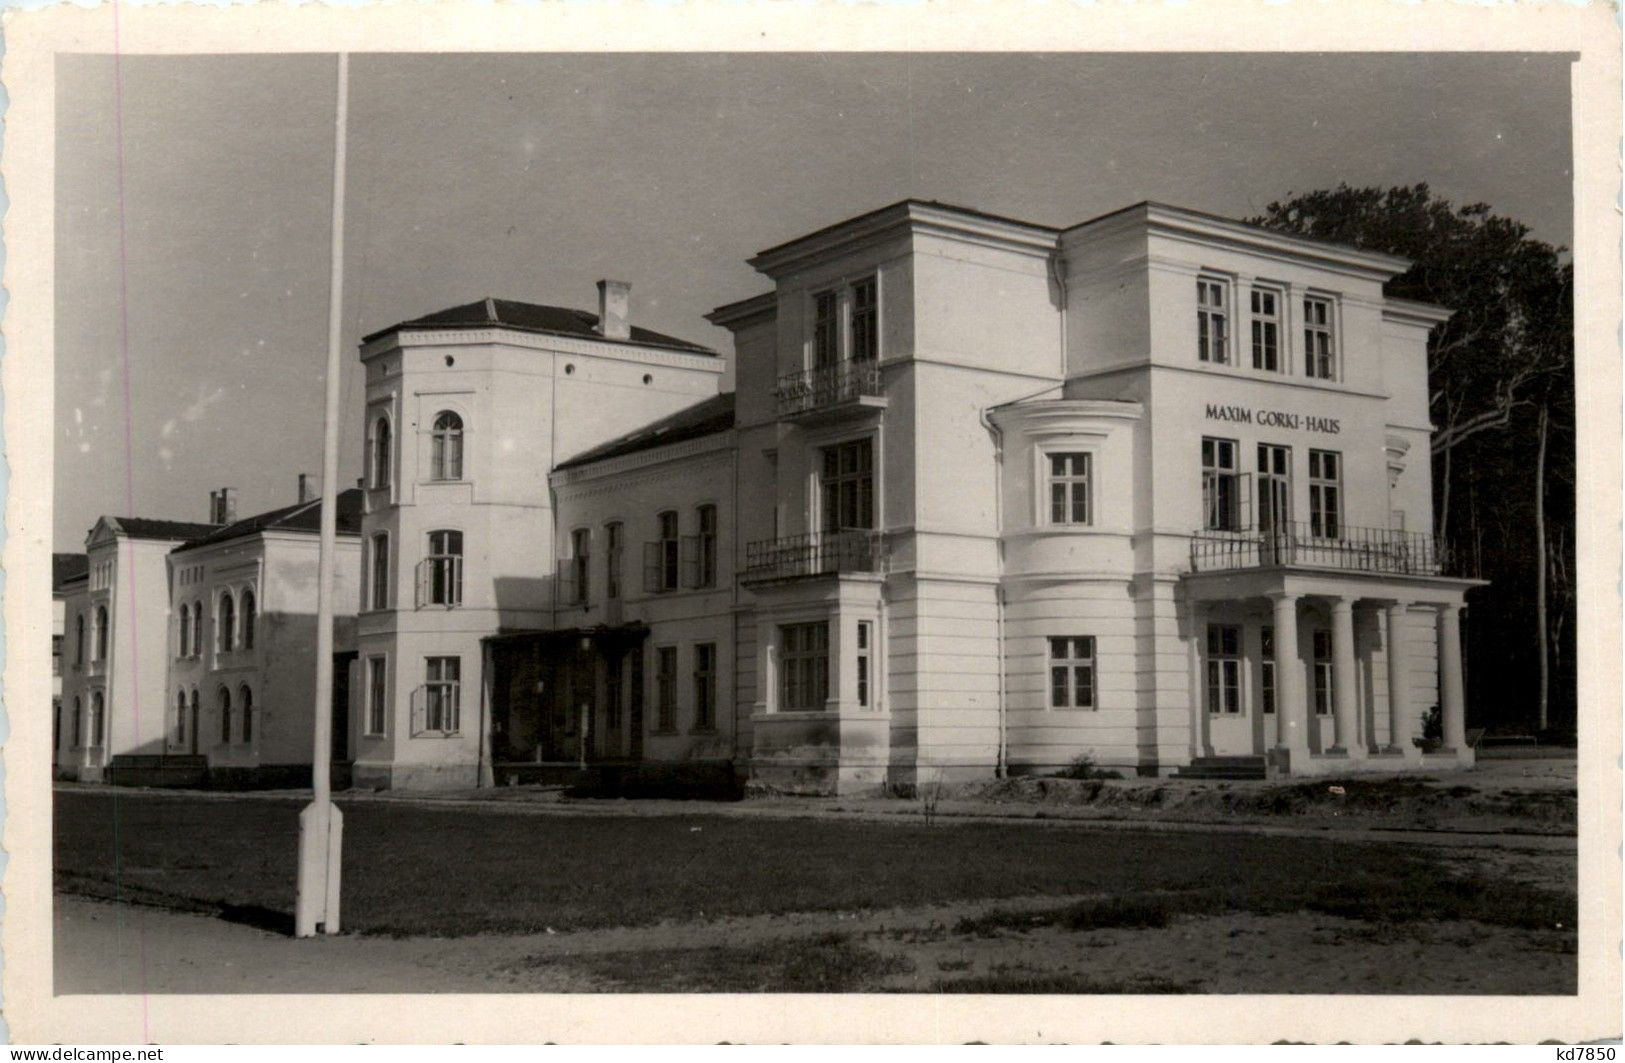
[{"x1": 296, "y1": 51, "x2": 349, "y2": 939}]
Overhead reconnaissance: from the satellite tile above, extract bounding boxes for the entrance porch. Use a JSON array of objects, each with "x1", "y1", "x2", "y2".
[{"x1": 1182, "y1": 567, "x2": 1481, "y2": 777}]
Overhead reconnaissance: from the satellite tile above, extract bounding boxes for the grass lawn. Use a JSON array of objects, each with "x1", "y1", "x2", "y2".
[{"x1": 54, "y1": 791, "x2": 1575, "y2": 940}]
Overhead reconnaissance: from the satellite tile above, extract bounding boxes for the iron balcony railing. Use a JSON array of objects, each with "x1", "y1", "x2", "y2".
[
  {"x1": 743, "y1": 530, "x2": 886, "y2": 583},
  {"x1": 1189, "y1": 521, "x2": 1448, "y2": 576},
  {"x1": 775, "y1": 361, "x2": 884, "y2": 418}
]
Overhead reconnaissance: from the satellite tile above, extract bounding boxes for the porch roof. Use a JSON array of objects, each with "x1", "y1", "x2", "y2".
[
  {"x1": 1181, "y1": 566, "x2": 1485, "y2": 606},
  {"x1": 482, "y1": 622, "x2": 650, "y2": 650}
]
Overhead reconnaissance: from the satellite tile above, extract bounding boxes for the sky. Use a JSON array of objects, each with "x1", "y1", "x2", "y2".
[{"x1": 54, "y1": 52, "x2": 1574, "y2": 551}]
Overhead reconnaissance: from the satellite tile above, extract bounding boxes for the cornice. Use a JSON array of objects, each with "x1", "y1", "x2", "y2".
[
  {"x1": 749, "y1": 202, "x2": 1059, "y2": 279},
  {"x1": 361, "y1": 329, "x2": 725, "y2": 373},
  {"x1": 551, "y1": 432, "x2": 735, "y2": 491}
]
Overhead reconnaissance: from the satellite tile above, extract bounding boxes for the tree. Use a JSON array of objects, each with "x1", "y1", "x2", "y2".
[{"x1": 1252, "y1": 184, "x2": 1575, "y2": 733}]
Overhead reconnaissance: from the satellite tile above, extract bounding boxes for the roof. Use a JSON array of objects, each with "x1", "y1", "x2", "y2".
[
  {"x1": 751, "y1": 198, "x2": 1061, "y2": 261},
  {"x1": 103, "y1": 517, "x2": 224, "y2": 543},
  {"x1": 53, "y1": 553, "x2": 88, "y2": 591},
  {"x1": 173, "y1": 488, "x2": 365, "y2": 554},
  {"x1": 362, "y1": 297, "x2": 716, "y2": 356},
  {"x1": 554, "y1": 393, "x2": 736, "y2": 472}
]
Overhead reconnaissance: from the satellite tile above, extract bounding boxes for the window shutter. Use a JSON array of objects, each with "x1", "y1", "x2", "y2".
[
  {"x1": 643, "y1": 542, "x2": 661, "y2": 594},
  {"x1": 1238, "y1": 472, "x2": 1254, "y2": 532},
  {"x1": 557, "y1": 557, "x2": 576, "y2": 606},
  {"x1": 452, "y1": 555, "x2": 464, "y2": 606},
  {"x1": 680, "y1": 535, "x2": 700, "y2": 589},
  {"x1": 415, "y1": 558, "x2": 428, "y2": 610},
  {"x1": 410, "y1": 685, "x2": 424, "y2": 737}
]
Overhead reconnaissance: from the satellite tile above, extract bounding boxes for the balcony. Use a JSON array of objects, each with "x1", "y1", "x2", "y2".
[
  {"x1": 743, "y1": 530, "x2": 886, "y2": 584},
  {"x1": 775, "y1": 361, "x2": 886, "y2": 422},
  {"x1": 1189, "y1": 522, "x2": 1448, "y2": 577}
]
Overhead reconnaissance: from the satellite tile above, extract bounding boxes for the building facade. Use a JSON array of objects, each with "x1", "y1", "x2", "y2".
[{"x1": 344, "y1": 199, "x2": 1479, "y2": 793}]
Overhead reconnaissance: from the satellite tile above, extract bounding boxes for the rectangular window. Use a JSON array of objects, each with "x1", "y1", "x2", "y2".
[
  {"x1": 422, "y1": 656, "x2": 461, "y2": 733},
  {"x1": 1205, "y1": 624, "x2": 1242, "y2": 714},
  {"x1": 1048, "y1": 636, "x2": 1097, "y2": 710},
  {"x1": 1303, "y1": 296, "x2": 1335, "y2": 379},
  {"x1": 1048, "y1": 452, "x2": 1092, "y2": 526},
  {"x1": 850, "y1": 277, "x2": 878, "y2": 363},
  {"x1": 655, "y1": 646, "x2": 678, "y2": 732},
  {"x1": 52, "y1": 635, "x2": 62, "y2": 677},
  {"x1": 370, "y1": 534, "x2": 389, "y2": 611},
  {"x1": 1257, "y1": 444, "x2": 1293, "y2": 535},
  {"x1": 1308, "y1": 450, "x2": 1342, "y2": 539},
  {"x1": 659, "y1": 512, "x2": 679, "y2": 591},
  {"x1": 366, "y1": 656, "x2": 387, "y2": 735},
  {"x1": 605, "y1": 522, "x2": 623, "y2": 600},
  {"x1": 1260, "y1": 626, "x2": 1277, "y2": 715},
  {"x1": 779, "y1": 622, "x2": 830, "y2": 712},
  {"x1": 1197, "y1": 278, "x2": 1229, "y2": 364},
  {"x1": 570, "y1": 528, "x2": 590, "y2": 605},
  {"x1": 1202, "y1": 437, "x2": 1241, "y2": 532},
  {"x1": 424, "y1": 530, "x2": 463, "y2": 607},
  {"x1": 1250, "y1": 288, "x2": 1281, "y2": 371},
  {"x1": 1312, "y1": 630, "x2": 1333, "y2": 716},
  {"x1": 856, "y1": 621, "x2": 873, "y2": 709},
  {"x1": 697, "y1": 505, "x2": 718, "y2": 588},
  {"x1": 692, "y1": 642, "x2": 716, "y2": 731},
  {"x1": 813, "y1": 290, "x2": 839, "y2": 367},
  {"x1": 820, "y1": 439, "x2": 875, "y2": 532}
]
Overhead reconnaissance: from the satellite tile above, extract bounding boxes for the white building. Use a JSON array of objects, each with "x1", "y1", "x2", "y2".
[
  {"x1": 52, "y1": 553, "x2": 89, "y2": 771},
  {"x1": 347, "y1": 198, "x2": 1480, "y2": 793}
]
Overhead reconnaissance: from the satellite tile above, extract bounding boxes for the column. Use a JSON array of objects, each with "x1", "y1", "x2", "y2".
[
  {"x1": 1436, "y1": 604, "x2": 1466, "y2": 752},
  {"x1": 1385, "y1": 602, "x2": 1414, "y2": 757},
  {"x1": 1330, "y1": 597, "x2": 1363, "y2": 757},
  {"x1": 1269, "y1": 592, "x2": 1309, "y2": 761}
]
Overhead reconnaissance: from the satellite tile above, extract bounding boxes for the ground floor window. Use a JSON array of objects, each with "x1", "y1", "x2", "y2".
[
  {"x1": 1049, "y1": 636, "x2": 1096, "y2": 709},
  {"x1": 1312, "y1": 631, "x2": 1333, "y2": 716},
  {"x1": 857, "y1": 621, "x2": 874, "y2": 709},
  {"x1": 421, "y1": 656, "x2": 461, "y2": 734},
  {"x1": 366, "y1": 656, "x2": 388, "y2": 735},
  {"x1": 219, "y1": 687, "x2": 233, "y2": 745},
  {"x1": 1205, "y1": 625, "x2": 1241, "y2": 714},
  {"x1": 692, "y1": 643, "x2": 717, "y2": 731},
  {"x1": 1260, "y1": 626, "x2": 1277, "y2": 715},
  {"x1": 606, "y1": 658, "x2": 623, "y2": 731},
  {"x1": 655, "y1": 646, "x2": 678, "y2": 732},
  {"x1": 779, "y1": 622, "x2": 829, "y2": 711},
  {"x1": 240, "y1": 686, "x2": 254, "y2": 744}
]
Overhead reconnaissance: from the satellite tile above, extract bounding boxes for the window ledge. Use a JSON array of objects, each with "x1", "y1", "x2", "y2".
[{"x1": 410, "y1": 731, "x2": 463, "y2": 740}]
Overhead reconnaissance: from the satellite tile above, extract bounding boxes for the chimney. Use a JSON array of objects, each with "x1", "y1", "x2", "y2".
[
  {"x1": 211, "y1": 487, "x2": 237, "y2": 525},
  {"x1": 298, "y1": 473, "x2": 315, "y2": 503},
  {"x1": 596, "y1": 279, "x2": 631, "y2": 341}
]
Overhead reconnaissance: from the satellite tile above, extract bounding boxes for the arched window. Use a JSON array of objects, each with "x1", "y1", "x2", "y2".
[
  {"x1": 190, "y1": 688, "x2": 200, "y2": 736},
  {"x1": 94, "y1": 606, "x2": 108, "y2": 662},
  {"x1": 176, "y1": 691, "x2": 187, "y2": 746},
  {"x1": 75, "y1": 615, "x2": 84, "y2": 665},
  {"x1": 192, "y1": 602, "x2": 202, "y2": 658},
  {"x1": 218, "y1": 593, "x2": 236, "y2": 653},
  {"x1": 241, "y1": 590, "x2": 256, "y2": 650},
  {"x1": 430, "y1": 411, "x2": 464, "y2": 481},
  {"x1": 178, "y1": 604, "x2": 191, "y2": 658},
  {"x1": 72, "y1": 696, "x2": 82, "y2": 747},
  {"x1": 90, "y1": 692, "x2": 105, "y2": 746},
  {"x1": 219, "y1": 687, "x2": 232, "y2": 744},
  {"x1": 240, "y1": 686, "x2": 253, "y2": 744},
  {"x1": 372, "y1": 417, "x2": 392, "y2": 489}
]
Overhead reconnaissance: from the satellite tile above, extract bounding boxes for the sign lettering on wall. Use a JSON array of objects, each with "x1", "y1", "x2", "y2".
[{"x1": 1204, "y1": 403, "x2": 1340, "y2": 435}]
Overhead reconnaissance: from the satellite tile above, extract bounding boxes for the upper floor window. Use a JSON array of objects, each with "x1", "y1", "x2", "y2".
[
  {"x1": 567, "y1": 528, "x2": 590, "y2": 606},
  {"x1": 850, "y1": 278, "x2": 878, "y2": 363},
  {"x1": 605, "y1": 522, "x2": 623, "y2": 600},
  {"x1": 646, "y1": 511, "x2": 680, "y2": 593},
  {"x1": 370, "y1": 533, "x2": 390, "y2": 611},
  {"x1": 218, "y1": 593, "x2": 236, "y2": 653},
  {"x1": 75, "y1": 615, "x2": 84, "y2": 665},
  {"x1": 1250, "y1": 288, "x2": 1281, "y2": 372},
  {"x1": 94, "y1": 606, "x2": 109, "y2": 662},
  {"x1": 820, "y1": 438, "x2": 875, "y2": 532},
  {"x1": 371, "y1": 417, "x2": 392, "y2": 490},
  {"x1": 1201, "y1": 437, "x2": 1242, "y2": 532},
  {"x1": 696, "y1": 505, "x2": 718, "y2": 588},
  {"x1": 813, "y1": 291, "x2": 839, "y2": 368},
  {"x1": 1303, "y1": 296, "x2": 1336, "y2": 380},
  {"x1": 1197, "y1": 278, "x2": 1230, "y2": 365},
  {"x1": 430, "y1": 411, "x2": 464, "y2": 481},
  {"x1": 241, "y1": 590, "x2": 256, "y2": 650},
  {"x1": 191, "y1": 603, "x2": 203, "y2": 659},
  {"x1": 422, "y1": 530, "x2": 464, "y2": 607},
  {"x1": 178, "y1": 604, "x2": 191, "y2": 658},
  {"x1": 1308, "y1": 450, "x2": 1342, "y2": 539},
  {"x1": 1048, "y1": 452, "x2": 1092, "y2": 526},
  {"x1": 1050, "y1": 636, "x2": 1097, "y2": 710}
]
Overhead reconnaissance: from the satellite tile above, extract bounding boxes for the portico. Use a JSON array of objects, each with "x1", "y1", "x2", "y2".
[{"x1": 1182, "y1": 563, "x2": 1481, "y2": 776}]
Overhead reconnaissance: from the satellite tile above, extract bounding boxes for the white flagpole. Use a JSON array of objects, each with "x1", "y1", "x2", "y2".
[{"x1": 296, "y1": 51, "x2": 349, "y2": 938}]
